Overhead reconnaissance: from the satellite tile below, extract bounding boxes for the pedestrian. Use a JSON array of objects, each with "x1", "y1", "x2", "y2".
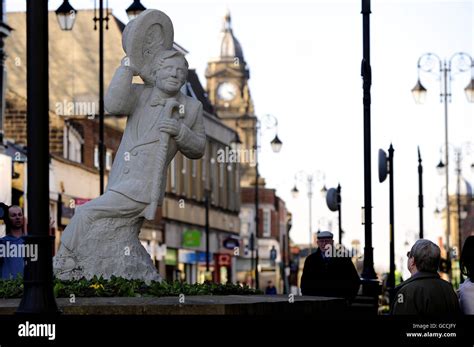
[
  {"x1": 300, "y1": 231, "x2": 360, "y2": 301},
  {"x1": 459, "y1": 235, "x2": 474, "y2": 314},
  {"x1": 0, "y1": 205, "x2": 26, "y2": 280},
  {"x1": 265, "y1": 280, "x2": 277, "y2": 295},
  {"x1": 392, "y1": 239, "x2": 460, "y2": 315}
]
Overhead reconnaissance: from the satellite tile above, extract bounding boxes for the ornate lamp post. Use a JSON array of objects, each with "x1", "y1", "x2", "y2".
[
  {"x1": 291, "y1": 170, "x2": 326, "y2": 254},
  {"x1": 412, "y1": 51, "x2": 474, "y2": 280},
  {"x1": 434, "y1": 142, "x2": 474, "y2": 282},
  {"x1": 254, "y1": 114, "x2": 282, "y2": 289}
]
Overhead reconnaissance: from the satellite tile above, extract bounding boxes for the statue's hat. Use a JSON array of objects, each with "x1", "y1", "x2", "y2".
[{"x1": 122, "y1": 9, "x2": 174, "y2": 80}]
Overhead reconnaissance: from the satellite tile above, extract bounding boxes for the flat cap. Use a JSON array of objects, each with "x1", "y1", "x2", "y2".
[{"x1": 317, "y1": 231, "x2": 334, "y2": 240}]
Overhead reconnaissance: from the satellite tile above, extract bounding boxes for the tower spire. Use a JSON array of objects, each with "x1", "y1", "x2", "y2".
[{"x1": 223, "y1": 9, "x2": 232, "y2": 31}]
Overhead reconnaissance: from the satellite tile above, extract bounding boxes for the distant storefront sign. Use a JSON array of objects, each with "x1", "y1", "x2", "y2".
[
  {"x1": 179, "y1": 250, "x2": 212, "y2": 264},
  {"x1": 217, "y1": 254, "x2": 231, "y2": 267},
  {"x1": 223, "y1": 236, "x2": 240, "y2": 250},
  {"x1": 165, "y1": 248, "x2": 178, "y2": 266},
  {"x1": 196, "y1": 252, "x2": 212, "y2": 264},
  {"x1": 179, "y1": 249, "x2": 195, "y2": 264},
  {"x1": 60, "y1": 194, "x2": 91, "y2": 226},
  {"x1": 182, "y1": 229, "x2": 201, "y2": 248}
]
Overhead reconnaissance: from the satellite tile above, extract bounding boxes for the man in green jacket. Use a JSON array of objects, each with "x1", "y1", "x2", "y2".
[{"x1": 392, "y1": 239, "x2": 460, "y2": 315}]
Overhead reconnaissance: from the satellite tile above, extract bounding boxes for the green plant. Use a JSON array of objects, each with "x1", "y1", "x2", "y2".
[{"x1": 0, "y1": 276, "x2": 262, "y2": 299}]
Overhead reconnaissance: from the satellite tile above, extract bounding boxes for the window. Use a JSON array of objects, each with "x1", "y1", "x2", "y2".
[
  {"x1": 240, "y1": 210, "x2": 250, "y2": 236},
  {"x1": 182, "y1": 157, "x2": 189, "y2": 197},
  {"x1": 202, "y1": 143, "x2": 211, "y2": 193},
  {"x1": 235, "y1": 163, "x2": 240, "y2": 210},
  {"x1": 192, "y1": 159, "x2": 197, "y2": 178},
  {"x1": 64, "y1": 123, "x2": 83, "y2": 163},
  {"x1": 182, "y1": 157, "x2": 187, "y2": 175},
  {"x1": 94, "y1": 146, "x2": 99, "y2": 168},
  {"x1": 94, "y1": 146, "x2": 113, "y2": 171},
  {"x1": 219, "y1": 160, "x2": 224, "y2": 189},
  {"x1": 106, "y1": 150, "x2": 113, "y2": 170},
  {"x1": 176, "y1": 154, "x2": 184, "y2": 195},
  {"x1": 202, "y1": 151, "x2": 207, "y2": 187},
  {"x1": 211, "y1": 145, "x2": 218, "y2": 205},
  {"x1": 263, "y1": 209, "x2": 271, "y2": 237},
  {"x1": 227, "y1": 163, "x2": 233, "y2": 210},
  {"x1": 191, "y1": 159, "x2": 197, "y2": 199},
  {"x1": 170, "y1": 158, "x2": 176, "y2": 192}
]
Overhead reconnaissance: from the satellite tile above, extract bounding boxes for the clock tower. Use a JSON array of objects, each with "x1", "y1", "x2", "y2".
[{"x1": 206, "y1": 11, "x2": 258, "y2": 187}]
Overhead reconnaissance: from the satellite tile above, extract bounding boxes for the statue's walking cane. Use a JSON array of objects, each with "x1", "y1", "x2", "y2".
[{"x1": 150, "y1": 99, "x2": 183, "y2": 203}]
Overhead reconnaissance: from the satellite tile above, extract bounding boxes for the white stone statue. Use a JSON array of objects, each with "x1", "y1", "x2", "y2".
[{"x1": 53, "y1": 10, "x2": 206, "y2": 282}]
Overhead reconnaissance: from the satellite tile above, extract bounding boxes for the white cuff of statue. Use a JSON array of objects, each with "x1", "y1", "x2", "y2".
[{"x1": 53, "y1": 10, "x2": 206, "y2": 283}]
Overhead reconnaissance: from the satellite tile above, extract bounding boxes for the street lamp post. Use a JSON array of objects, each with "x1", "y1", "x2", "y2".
[
  {"x1": 254, "y1": 139, "x2": 259, "y2": 289},
  {"x1": 307, "y1": 175, "x2": 313, "y2": 252},
  {"x1": 0, "y1": 0, "x2": 12, "y2": 150},
  {"x1": 418, "y1": 147, "x2": 424, "y2": 239},
  {"x1": 360, "y1": 0, "x2": 377, "y2": 282},
  {"x1": 254, "y1": 114, "x2": 282, "y2": 289},
  {"x1": 204, "y1": 155, "x2": 217, "y2": 278},
  {"x1": 285, "y1": 213, "x2": 292, "y2": 294},
  {"x1": 16, "y1": 0, "x2": 59, "y2": 315},
  {"x1": 204, "y1": 186, "x2": 210, "y2": 273},
  {"x1": 434, "y1": 142, "x2": 474, "y2": 282},
  {"x1": 337, "y1": 184, "x2": 342, "y2": 245},
  {"x1": 388, "y1": 145, "x2": 395, "y2": 291},
  {"x1": 98, "y1": 0, "x2": 105, "y2": 194},
  {"x1": 412, "y1": 52, "x2": 474, "y2": 281},
  {"x1": 291, "y1": 170, "x2": 326, "y2": 254},
  {"x1": 455, "y1": 149, "x2": 463, "y2": 284},
  {"x1": 379, "y1": 145, "x2": 396, "y2": 291}
]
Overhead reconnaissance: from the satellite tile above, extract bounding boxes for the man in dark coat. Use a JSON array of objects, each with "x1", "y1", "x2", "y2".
[
  {"x1": 392, "y1": 239, "x2": 460, "y2": 315},
  {"x1": 300, "y1": 231, "x2": 360, "y2": 301}
]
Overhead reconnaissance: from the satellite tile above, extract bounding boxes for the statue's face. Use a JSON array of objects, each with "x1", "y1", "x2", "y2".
[{"x1": 154, "y1": 56, "x2": 187, "y2": 94}]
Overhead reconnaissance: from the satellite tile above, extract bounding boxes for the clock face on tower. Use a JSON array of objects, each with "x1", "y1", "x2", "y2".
[{"x1": 217, "y1": 82, "x2": 238, "y2": 101}]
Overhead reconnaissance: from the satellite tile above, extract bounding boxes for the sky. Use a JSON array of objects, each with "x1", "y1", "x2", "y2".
[{"x1": 6, "y1": 0, "x2": 474, "y2": 277}]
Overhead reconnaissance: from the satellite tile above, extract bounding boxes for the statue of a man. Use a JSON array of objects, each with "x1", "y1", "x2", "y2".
[{"x1": 54, "y1": 48, "x2": 205, "y2": 280}]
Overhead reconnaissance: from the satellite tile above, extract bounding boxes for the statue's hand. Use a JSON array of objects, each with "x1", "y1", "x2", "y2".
[
  {"x1": 162, "y1": 99, "x2": 181, "y2": 118},
  {"x1": 121, "y1": 56, "x2": 140, "y2": 76},
  {"x1": 158, "y1": 118, "x2": 181, "y2": 137}
]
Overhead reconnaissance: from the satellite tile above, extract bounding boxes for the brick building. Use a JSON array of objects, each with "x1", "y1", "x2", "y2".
[{"x1": 237, "y1": 186, "x2": 291, "y2": 292}]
